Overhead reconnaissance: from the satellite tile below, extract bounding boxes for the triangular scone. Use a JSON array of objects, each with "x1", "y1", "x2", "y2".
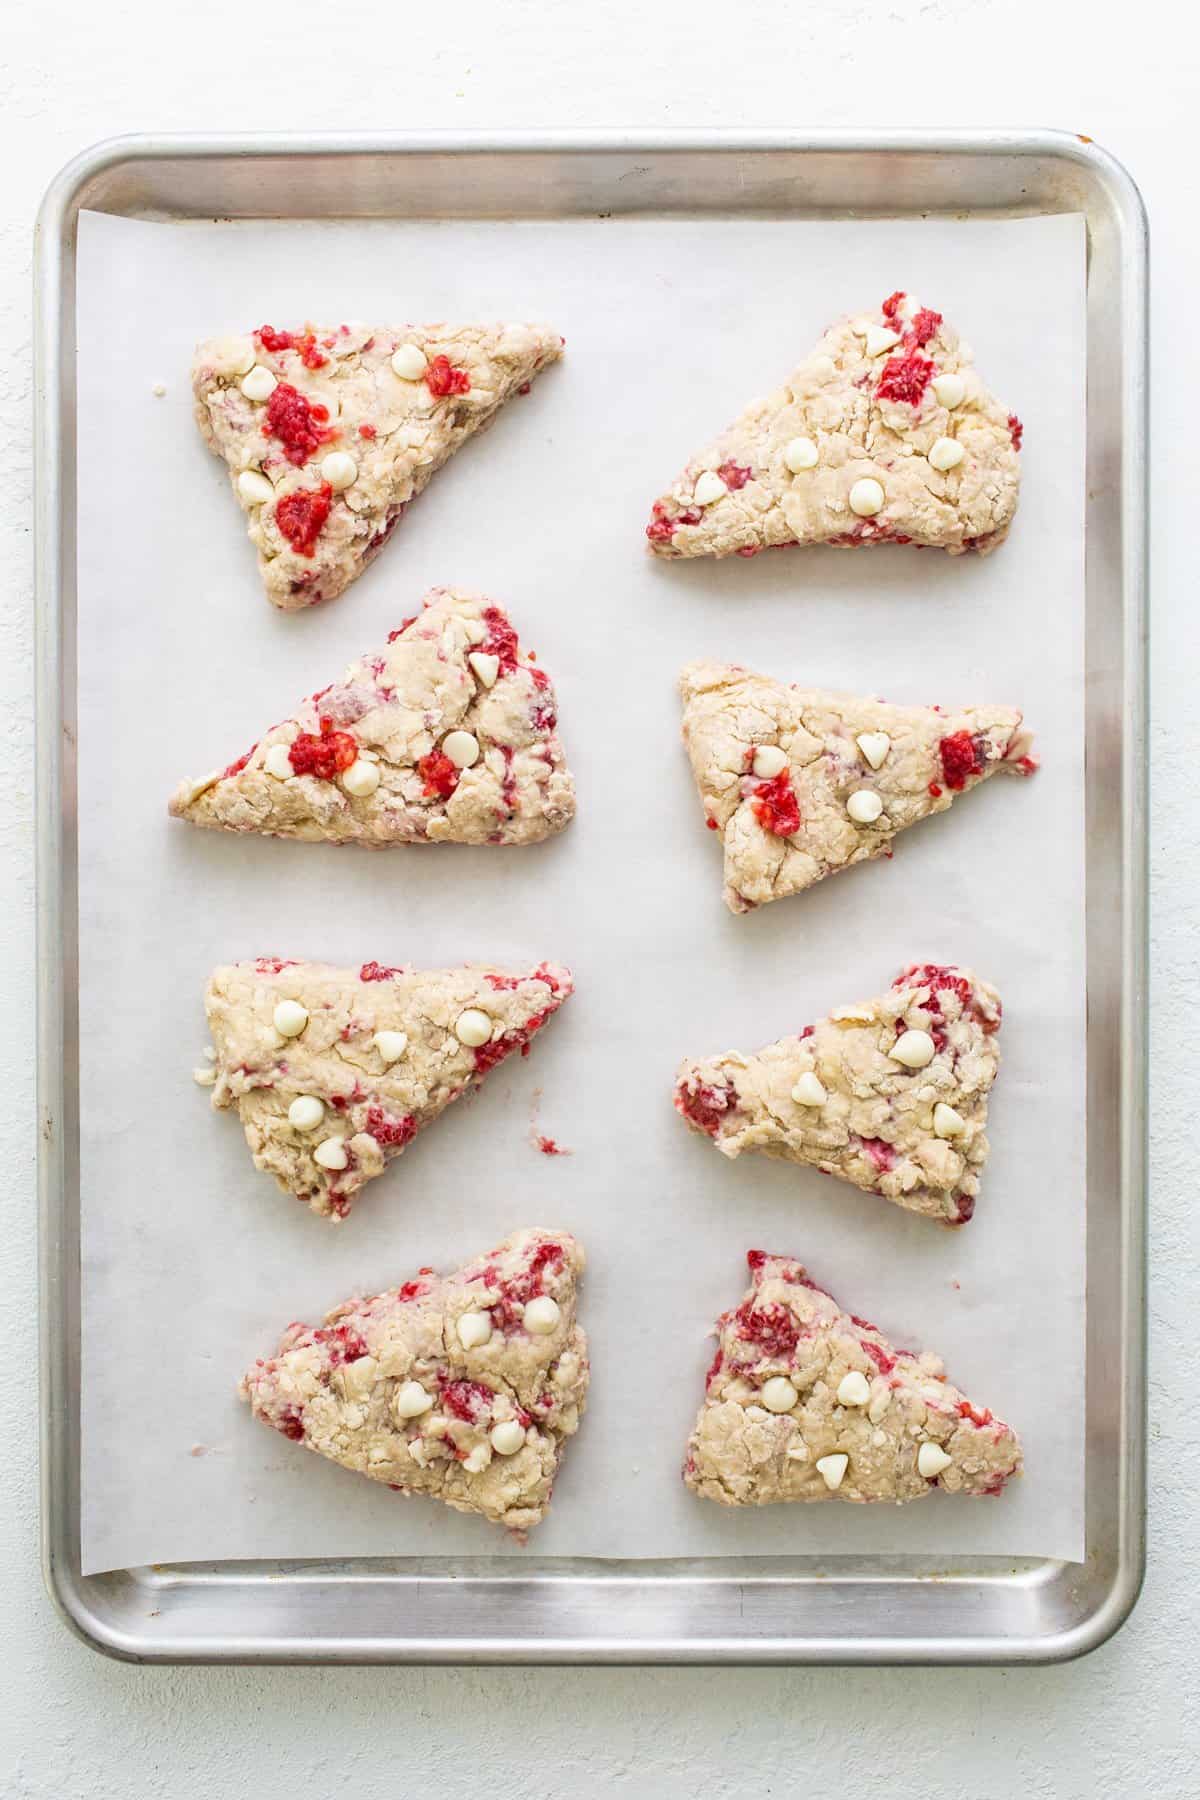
[
  {"x1": 680, "y1": 661, "x2": 1035, "y2": 914},
  {"x1": 684, "y1": 1250, "x2": 1022, "y2": 1507},
  {"x1": 169, "y1": 589, "x2": 575, "y2": 847},
  {"x1": 674, "y1": 962, "x2": 1001, "y2": 1226},
  {"x1": 646, "y1": 290, "x2": 1021, "y2": 558},
  {"x1": 204, "y1": 958, "x2": 572, "y2": 1219},
  {"x1": 193, "y1": 321, "x2": 563, "y2": 608},
  {"x1": 241, "y1": 1229, "x2": 588, "y2": 1532}
]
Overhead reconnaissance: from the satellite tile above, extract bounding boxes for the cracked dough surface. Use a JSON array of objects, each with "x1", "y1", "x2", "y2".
[
  {"x1": 646, "y1": 290, "x2": 1020, "y2": 558},
  {"x1": 193, "y1": 320, "x2": 563, "y2": 608},
  {"x1": 685, "y1": 1250, "x2": 1022, "y2": 1506},
  {"x1": 205, "y1": 957, "x2": 572, "y2": 1219},
  {"x1": 241, "y1": 1229, "x2": 588, "y2": 1532},
  {"x1": 169, "y1": 588, "x2": 575, "y2": 848},
  {"x1": 674, "y1": 963, "x2": 1001, "y2": 1226},
  {"x1": 680, "y1": 660, "x2": 1035, "y2": 913}
]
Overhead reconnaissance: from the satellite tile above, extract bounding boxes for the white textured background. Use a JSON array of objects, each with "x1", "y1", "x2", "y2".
[{"x1": 3, "y1": 1, "x2": 1193, "y2": 1794}]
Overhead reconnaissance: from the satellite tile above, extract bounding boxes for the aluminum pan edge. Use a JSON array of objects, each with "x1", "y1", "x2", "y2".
[{"x1": 35, "y1": 129, "x2": 1147, "y2": 1664}]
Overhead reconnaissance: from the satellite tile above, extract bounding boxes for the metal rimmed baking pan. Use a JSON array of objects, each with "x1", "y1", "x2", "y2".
[{"x1": 35, "y1": 129, "x2": 1147, "y2": 1663}]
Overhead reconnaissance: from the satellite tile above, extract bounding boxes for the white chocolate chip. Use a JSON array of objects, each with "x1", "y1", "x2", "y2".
[
  {"x1": 237, "y1": 469, "x2": 275, "y2": 506},
  {"x1": 341, "y1": 759, "x2": 380, "y2": 798},
  {"x1": 751, "y1": 745, "x2": 788, "y2": 780},
  {"x1": 864, "y1": 325, "x2": 900, "y2": 358},
  {"x1": 391, "y1": 343, "x2": 428, "y2": 380},
  {"x1": 273, "y1": 999, "x2": 309, "y2": 1039},
  {"x1": 393, "y1": 1379, "x2": 433, "y2": 1419},
  {"x1": 490, "y1": 1420, "x2": 526, "y2": 1456},
  {"x1": 815, "y1": 1453, "x2": 849, "y2": 1491},
  {"x1": 457, "y1": 1310, "x2": 493, "y2": 1350},
  {"x1": 836, "y1": 1371, "x2": 872, "y2": 1407},
  {"x1": 933, "y1": 1102, "x2": 966, "y2": 1138},
  {"x1": 692, "y1": 469, "x2": 728, "y2": 506},
  {"x1": 846, "y1": 789, "x2": 884, "y2": 825},
  {"x1": 918, "y1": 1441, "x2": 953, "y2": 1479},
  {"x1": 849, "y1": 477, "x2": 885, "y2": 518},
  {"x1": 192, "y1": 1065, "x2": 216, "y2": 1087},
  {"x1": 856, "y1": 731, "x2": 891, "y2": 770},
  {"x1": 442, "y1": 730, "x2": 480, "y2": 769},
  {"x1": 263, "y1": 743, "x2": 294, "y2": 780},
  {"x1": 889, "y1": 1029, "x2": 936, "y2": 1070},
  {"x1": 454, "y1": 1008, "x2": 492, "y2": 1049},
  {"x1": 239, "y1": 364, "x2": 278, "y2": 402},
  {"x1": 928, "y1": 436, "x2": 965, "y2": 472},
  {"x1": 221, "y1": 337, "x2": 257, "y2": 376},
  {"x1": 468, "y1": 651, "x2": 500, "y2": 689},
  {"x1": 523, "y1": 1295, "x2": 561, "y2": 1335},
  {"x1": 320, "y1": 450, "x2": 358, "y2": 490},
  {"x1": 152, "y1": 382, "x2": 167, "y2": 397},
  {"x1": 760, "y1": 1376, "x2": 799, "y2": 1413},
  {"x1": 287, "y1": 1095, "x2": 325, "y2": 1131},
  {"x1": 373, "y1": 1030, "x2": 408, "y2": 1064},
  {"x1": 791, "y1": 1071, "x2": 828, "y2": 1107},
  {"x1": 932, "y1": 371, "x2": 966, "y2": 410},
  {"x1": 313, "y1": 1136, "x2": 348, "y2": 1171},
  {"x1": 783, "y1": 435, "x2": 819, "y2": 472},
  {"x1": 868, "y1": 1389, "x2": 891, "y2": 1424},
  {"x1": 462, "y1": 1444, "x2": 492, "y2": 1474}
]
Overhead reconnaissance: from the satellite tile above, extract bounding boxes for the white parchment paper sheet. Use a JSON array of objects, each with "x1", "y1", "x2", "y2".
[{"x1": 76, "y1": 208, "x2": 1086, "y2": 1573}]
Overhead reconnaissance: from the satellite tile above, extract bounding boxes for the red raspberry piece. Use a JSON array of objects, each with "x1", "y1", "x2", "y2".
[
  {"x1": 222, "y1": 747, "x2": 255, "y2": 779},
  {"x1": 257, "y1": 326, "x2": 328, "y2": 370},
  {"x1": 958, "y1": 1399, "x2": 994, "y2": 1427},
  {"x1": 275, "y1": 483, "x2": 333, "y2": 557},
  {"x1": 859, "y1": 1136, "x2": 896, "y2": 1174},
  {"x1": 253, "y1": 957, "x2": 296, "y2": 975},
  {"x1": 716, "y1": 460, "x2": 752, "y2": 490},
  {"x1": 439, "y1": 1379, "x2": 494, "y2": 1423},
  {"x1": 387, "y1": 614, "x2": 421, "y2": 642},
  {"x1": 397, "y1": 1280, "x2": 428, "y2": 1302},
  {"x1": 732, "y1": 1299, "x2": 800, "y2": 1360},
  {"x1": 881, "y1": 290, "x2": 906, "y2": 323},
  {"x1": 288, "y1": 715, "x2": 358, "y2": 780},
  {"x1": 861, "y1": 1339, "x2": 896, "y2": 1376},
  {"x1": 938, "y1": 730, "x2": 986, "y2": 791},
  {"x1": 263, "y1": 383, "x2": 338, "y2": 465},
  {"x1": 359, "y1": 961, "x2": 402, "y2": 983},
  {"x1": 908, "y1": 308, "x2": 943, "y2": 347},
  {"x1": 876, "y1": 351, "x2": 935, "y2": 408},
  {"x1": 1008, "y1": 414, "x2": 1024, "y2": 450},
  {"x1": 417, "y1": 751, "x2": 460, "y2": 799},
  {"x1": 365, "y1": 1105, "x2": 417, "y2": 1150},
  {"x1": 751, "y1": 771, "x2": 801, "y2": 837},
  {"x1": 479, "y1": 606, "x2": 520, "y2": 672},
  {"x1": 674, "y1": 1079, "x2": 732, "y2": 1137},
  {"x1": 424, "y1": 354, "x2": 471, "y2": 397}
]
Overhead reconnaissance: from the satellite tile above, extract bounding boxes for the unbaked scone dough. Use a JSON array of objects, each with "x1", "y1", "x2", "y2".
[
  {"x1": 193, "y1": 320, "x2": 563, "y2": 608},
  {"x1": 647, "y1": 290, "x2": 1021, "y2": 558},
  {"x1": 679, "y1": 660, "x2": 1035, "y2": 913},
  {"x1": 685, "y1": 1250, "x2": 1022, "y2": 1506},
  {"x1": 241, "y1": 1229, "x2": 588, "y2": 1532},
  {"x1": 675, "y1": 962, "x2": 1001, "y2": 1226},
  {"x1": 203, "y1": 958, "x2": 572, "y2": 1219},
  {"x1": 169, "y1": 588, "x2": 575, "y2": 847}
]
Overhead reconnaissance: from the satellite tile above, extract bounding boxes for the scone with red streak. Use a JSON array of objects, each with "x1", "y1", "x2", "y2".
[
  {"x1": 169, "y1": 589, "x2": 574, "y2": 848},
  {"x1": 680, "y1": 660, "x2": 1035, "y2": 913},
  {"x1": 202, "y1": 958, "x2": 572, "y2": 1219},
  {"x1": 685, "y1": 1250, "x2": 1022, "y2": 1506},
  {"x1": 194, "y1": 320, "x2": 563, "y2": 608},
  {"x1": 675, "y1": 963, "x2": 1001, "y2": 1226},
  {"x1": 241, "y1": 1229, "x2": 588, "y2": 1532},
  {"x1": 647, "y1": 290, "x2": 1021, "y2": 558}
]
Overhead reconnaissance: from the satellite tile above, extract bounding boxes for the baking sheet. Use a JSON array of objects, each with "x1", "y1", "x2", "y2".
[{"x1": 76, "y1": 207, "x2": 1087, "y2": 1574}]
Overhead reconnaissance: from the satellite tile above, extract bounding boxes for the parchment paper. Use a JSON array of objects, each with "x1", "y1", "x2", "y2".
[{"x1": 76, "y1": 208, "x2": 1087, "y2": 1573}]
